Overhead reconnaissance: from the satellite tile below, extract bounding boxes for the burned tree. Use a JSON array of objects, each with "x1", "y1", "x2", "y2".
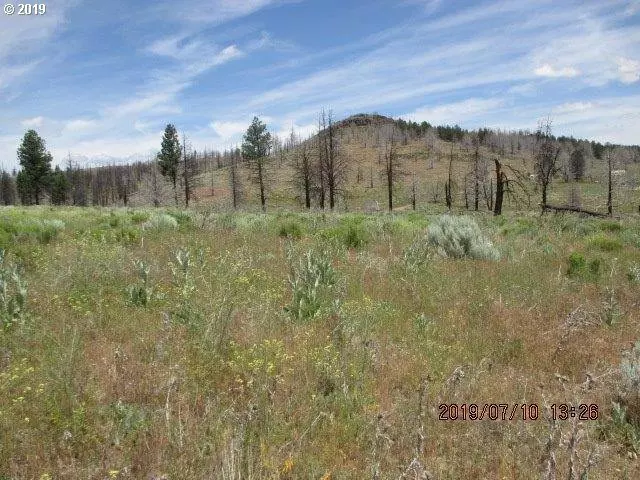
[
  {"x1": 318, "y1": 109, "x2": 347, "y2": 210},
  {"x1": 229, "y1": 147, "x2": 242, "y2": 210},
  {"x1": 535, "y1": 120, "x2": 560, "y2": 212},
  {"x1": 181, "y1": 135, "x2": 199, "y2": 208},
  {"x1": 381, "y1": 127, "x2": 405, "y2": 212},
  {"x1": 494, "y1": 159, "x2": 506, "y2": 216},
  {"x1": 291, "y1": 132, "x2": 314, "y2": 209},
  {"x1": 445, "y1": 143, "x2": 455, "y2": 210}
]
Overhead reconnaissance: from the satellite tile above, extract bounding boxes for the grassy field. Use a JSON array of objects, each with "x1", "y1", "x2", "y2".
[{"x1": 1, "y1": 206, "x2": 640, "y2": 479}]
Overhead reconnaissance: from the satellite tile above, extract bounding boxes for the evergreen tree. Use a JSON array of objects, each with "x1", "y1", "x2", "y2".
[
  {"x1": 569, "y1": 148, "x2": 586, "y2": 181},
  {"x1": 157, "y1": 124, "x2": 181, "y2": 205},
  {"x1": 0, "y1": 171, "x2": 16, "y2": 205},
  {"x1": 242, "y1": 117, "x2": 272, "y2": 212},
  {"x1": 16, "y1": 130, "x2": 53, "y2": 205},
  {"x1": 50, "y1": 166, "x2": 69, "y2": 205}
]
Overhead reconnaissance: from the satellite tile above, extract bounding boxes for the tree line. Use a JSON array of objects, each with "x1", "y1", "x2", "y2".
[{"x1": 6, "y1": 114, "x2": 639, "y2": 215}]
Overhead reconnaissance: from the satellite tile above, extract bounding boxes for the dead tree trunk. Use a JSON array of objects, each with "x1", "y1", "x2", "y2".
[
  {"x1": 607, "y1": 150, "x2": 613, "y2": 216},
  {"x1": 474, "y1": 145, "x2": 480, "y2": 211},
  {"x1": 445, "y1": 144, "x2": 454, "y2": 210},
  {"x1": 494, "y1": 158, "x2": 505, "y2": 216}
]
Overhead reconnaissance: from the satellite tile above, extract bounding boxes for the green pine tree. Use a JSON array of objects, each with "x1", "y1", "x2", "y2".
[
  {"x1": 16, "y1": 130, "x2": 53, "y2": 205},
  {"x1": 50, "y1": 166, "x2": 69, "y2": 205},
  {"x1": 157, "y1": 124, "x2": 181, "y2": 205},
  {"x1": 242, "y1": 117, "x2": 272, "y2": 212},
  {"x1": 0, "y1": 171, "x2": 16, "y2": 205}
]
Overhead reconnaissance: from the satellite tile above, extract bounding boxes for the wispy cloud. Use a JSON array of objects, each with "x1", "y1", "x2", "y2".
[
  {"x1": 63, "y1": 119, "x2": 98, "y2": 133},
  {"x1": 210, "y1": 121, "x2": 247, "y2": 139},
  {"x1": 405, "y1": 98, "x2": 505, "y2": 126},
  {"x1": 20, "y1": 116, "x2": 45, "y2": 128},
  {"x1": 534, "y1": 64, "x2": 580, "y2": 78},
  {"x1": 1, "y1": 0, "x2": 639, "y2": 168},
  {"x1": 617, "y1": 57, "x2": 640, "y2": 83}
]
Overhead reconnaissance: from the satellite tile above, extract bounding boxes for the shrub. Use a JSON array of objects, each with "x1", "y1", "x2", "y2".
[
  {"x1": 285, "y1": 248, "x2": 337, "y2": 321},
  {"x1": 0, "y1": 249, "x2": 28, "y2": 329},
  {"x1": 167, "y1": 211, "x2": 193, "y2": 228},
  {"x1": 143, "y1": 213, "x2": 178, "y2": 230},
  {"x1": 403, "y1": 235, "x2": 430, "y2": 271},
  {"x1": 115, "y1": 226, "x2": 141, "y2": 245},
  {"x1": 627, "y1": 263, "x2": 640, "y2": 284},
  {"x1": 621, "y1": 341, "x2": 640, "y2": 399},
  {"x1": 129, "y1": 211, "x2": 150, "y2": 225},
  {"x1": 600, "y1": 221, "x2": 623, "y2": 232},
  {"x1": 343, "y1": 224, "x2": 368, "y2": 249},
  {"x1": 587, "y1": 234, "x2": 622, "y2": 252},
  {"x1": 125, "y1": 260, "x2": 153, "y2": 307},
  {"x1": 426, "y1": 215, "x2": 500, "y2": 260},
  {"x1": 616, "y1": 341, "x2": 640, "y2": 444},
  {"x1": 567, "y1": 252, "x2": 601, "y2": 281},
  {"x1": 278, "y1": 221, "x2": 303, "y2": 240}
]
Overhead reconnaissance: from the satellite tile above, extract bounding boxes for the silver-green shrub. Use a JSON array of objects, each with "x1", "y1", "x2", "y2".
[
  {"x1": 143, "y1": 213, "x2": 178, "y2": 230},
  {"x1": 285, "y1": 248, "x2": 337, "y2": 321},
  {"x1": 621, "y1": 341, "x2": 640, "y2": 396},
  {"x1": 0, "y1": 249, "x2": 28, "y2": 329},
  {"x1": 125, "y1": 260, "x2": 153, "y2": 307},
  {"x1": 628, "y1": 262, "x2": 640, "y2": 284},
  {"x1": 426, "y1": 215, "x2": 500, "y2": 260}
]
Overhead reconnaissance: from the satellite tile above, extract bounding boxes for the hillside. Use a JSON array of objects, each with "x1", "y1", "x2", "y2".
[
  {"x1": 125, "y1": 114, "x2": 640, "y2": 217},
  {"x1": 4, "y1": 113, "x2": 639, "y2": 216}
]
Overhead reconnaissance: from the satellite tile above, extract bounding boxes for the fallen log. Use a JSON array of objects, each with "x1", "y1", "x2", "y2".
[{"x1": 541, "y1": 203, "x2": 610, "y2": 218}]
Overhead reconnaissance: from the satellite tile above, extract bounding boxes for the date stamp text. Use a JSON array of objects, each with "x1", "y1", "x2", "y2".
[{"x1": 438, "y1": 403, "x2": 599, "y2": 421}]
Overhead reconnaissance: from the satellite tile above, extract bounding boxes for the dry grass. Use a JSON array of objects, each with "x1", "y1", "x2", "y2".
[{"x1": 0, "y1": 206, "x2": 639, "y2": 479}]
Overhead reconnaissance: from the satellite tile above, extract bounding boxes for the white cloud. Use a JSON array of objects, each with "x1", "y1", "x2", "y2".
[
  {"x1": 405, "y1": 98, "x2": 504, "y2": 125},
  {"x1": 20, "y1": 116, "x2": 44, "y2": 128},
  {"x1": 534, "y1": 63, "x2": 580, "y2": 78},
  {"x1": 274, "y1": 121, "x2": 317, "y2": 140},
  {"x1": 210, "y1": 121, "x2": 247, "y2": 138},
  {"x1": 63, "y1": 119, "x2": 98, "y2": 133},
  {"x1": 176, "y1": 0, "x2": 276, "y2": 24},
  {"x1": 617, "y1": 57, "x2": 640, "y2": 83},
  {"x1": 0, "y1": 1, "x2": 74, "y2": 91},
  {"x1": 0, "y1": 61, "x2": 41, "y2": 91},
  {"x1": 134, "y1": 120, "x2": 152, "y2": 133},
  {"x1": 553, "y1": 102, "x2": 594, "y2": 114}
]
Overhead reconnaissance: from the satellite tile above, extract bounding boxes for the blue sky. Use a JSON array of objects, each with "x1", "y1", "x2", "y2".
[{"x1": 0, "y1": 0, "x2": 639, "y2": 169}]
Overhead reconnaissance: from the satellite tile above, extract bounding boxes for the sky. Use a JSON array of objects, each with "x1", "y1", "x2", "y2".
[{"x1": 0, "y1": 0, "x2": 639, "y2": 169}]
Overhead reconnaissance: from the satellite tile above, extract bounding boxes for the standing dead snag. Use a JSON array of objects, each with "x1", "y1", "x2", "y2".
[
  {"x1": 291, "y1": 133, "x2": 314, "y2": 209},
  {"x1": 494, "y1": 158, "x2": 505, "y2": 216},
  {"x1": 181, "y1": 135, "x2": 198, "y2": 207},
  {"x1": 382, "y1": 127, "x2": 406, "y2": 212},
  {"x1": 493, "y1": 158, "x2": 530, "y2": 216},
  {"x1": 317, "y1": 109, "x2": 347, "y2": 210},
  {"x1": 229, "y1": 147, "x2": 242, "y2": 210},
  {"x1": 607, "y1": 148, "x2": 613, "y2": 216},
  {"x1": 535, "y1": 120, "x2": 561, "y2": 213},
  {"x1": 445, "y1": 143, "x2": 454, "y2": 210}
]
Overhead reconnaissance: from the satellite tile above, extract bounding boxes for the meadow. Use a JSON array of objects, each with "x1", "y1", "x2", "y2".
[{"x1": 1, "y1": 206, "x2": 639, "y2": 479}]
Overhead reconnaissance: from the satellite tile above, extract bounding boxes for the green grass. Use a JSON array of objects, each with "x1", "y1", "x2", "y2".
[{"x1": 0, "y1": 206, "x2": 639, "y2": 479}]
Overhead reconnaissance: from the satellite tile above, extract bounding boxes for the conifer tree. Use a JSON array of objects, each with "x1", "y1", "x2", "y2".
[
  {"x1": 50, "y1": 166, "x2": 69, "y2": 205},
  {"x1": 242, "y1": 117, "x2": 272, "y2": 212},
  {"x1": 16, "y1": 130, "x2": 53, "y2": 205},
  {"x1": 157, "y1": 124, "x2": 181, "y2": 205}
]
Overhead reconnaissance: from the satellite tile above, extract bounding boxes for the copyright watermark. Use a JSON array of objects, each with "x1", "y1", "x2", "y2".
[{"x1": 4, "y1": 3, "x2": 47, "y2": 15}]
